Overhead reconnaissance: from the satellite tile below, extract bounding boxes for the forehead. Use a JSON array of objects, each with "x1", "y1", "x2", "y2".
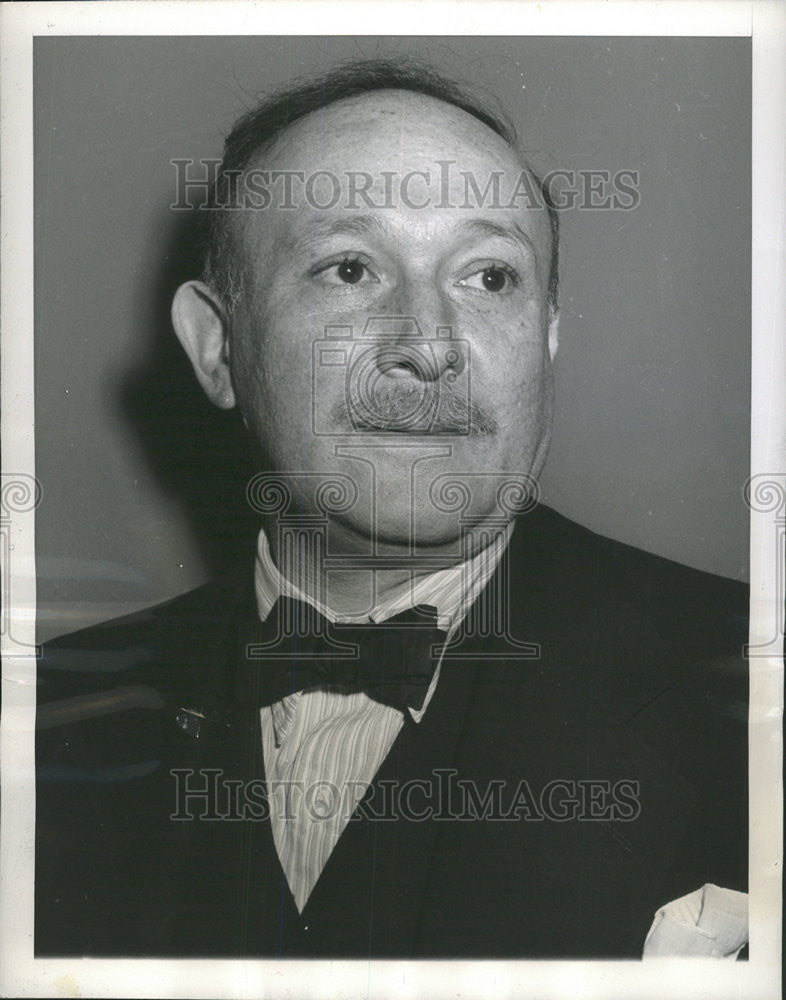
[
  {"x1": 239, "y1": 89, "x2": 552, "y2": 264},
  {"x1": 265, "y1": 90, "x2": 517, "y2": 172}
]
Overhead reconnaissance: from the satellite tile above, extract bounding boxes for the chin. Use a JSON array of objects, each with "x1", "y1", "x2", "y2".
[{"x1": 330, "y1": 504, "x2": 464, "y2": 554}]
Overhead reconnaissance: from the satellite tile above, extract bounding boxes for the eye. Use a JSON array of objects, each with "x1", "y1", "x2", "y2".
[
  {"x1": 336, "y1": 259, "x2": 365, "y2": 284},
  {"x1": 314, "y1": 256, "x2": 378, "y2": 287},
  {"x1": 458, "y1": 265, "x2": 518, "y2": 294}
]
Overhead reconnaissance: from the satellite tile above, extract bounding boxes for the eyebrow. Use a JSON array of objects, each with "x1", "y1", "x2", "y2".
[
  {"x1": 455, "y1": 219, "x2": 537, "y2": 259},
  {"x1": 284, "y1": 214, "x2": 538, "y2": 261},
  {"x1": 286, "y1": 216, "x2": 390, "y2": 258}
]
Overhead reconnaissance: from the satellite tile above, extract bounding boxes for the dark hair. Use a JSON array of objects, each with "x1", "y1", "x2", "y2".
[{"x1": 202, "y1": 58, "x2": 559, "y2": 316}]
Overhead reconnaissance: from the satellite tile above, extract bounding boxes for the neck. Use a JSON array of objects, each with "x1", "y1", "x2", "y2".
[{"x1": 263, "y1": 511, "x2": 514, "y2": 615}]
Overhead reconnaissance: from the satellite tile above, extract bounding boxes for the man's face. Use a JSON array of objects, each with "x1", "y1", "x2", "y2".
[{"x1": 228, "y1": 91, "x2": 557, "y2": 550}]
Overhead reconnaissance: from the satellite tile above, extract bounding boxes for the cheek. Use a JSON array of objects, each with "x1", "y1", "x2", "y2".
[
  {"x1": 477, "y1": 332, "x2": 550, "y2": 403},
  {"x1": 231, "y1": 319, "x2": 319, "y2": 460},
  {"x1": 486, "y1": 342, "x2": 554, "y2": 458}
]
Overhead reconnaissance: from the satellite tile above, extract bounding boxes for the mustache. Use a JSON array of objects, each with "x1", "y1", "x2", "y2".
[{"x1": 329, "y1": 379, "x2": 499, "y2": 436}]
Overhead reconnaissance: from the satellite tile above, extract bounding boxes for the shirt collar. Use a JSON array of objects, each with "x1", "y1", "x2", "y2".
[{"x1": 254, "y1": 522, "x2": 513, "y2": 634}]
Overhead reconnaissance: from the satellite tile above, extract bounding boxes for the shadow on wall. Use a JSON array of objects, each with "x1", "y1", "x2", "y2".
[{"x1": 118, "y1": 210, "x2": 260, "y2": 575}]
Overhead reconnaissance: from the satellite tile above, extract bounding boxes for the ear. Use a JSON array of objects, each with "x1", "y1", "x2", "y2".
[
  {"x1": 171, "y1": 280, "x2": 236, "y2": 409},
  {"x1": 547, "y1": 310, "x2": 560, "y2": 362}
]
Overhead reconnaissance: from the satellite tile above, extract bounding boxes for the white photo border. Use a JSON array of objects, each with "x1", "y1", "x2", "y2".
[{"x1": 1, "y1": 2, "x2": 782, "y2": 998}]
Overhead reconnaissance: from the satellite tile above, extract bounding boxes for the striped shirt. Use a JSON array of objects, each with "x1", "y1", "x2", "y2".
[{"x1": 255, "y1": 524, "x2": 511, "y2": 912}]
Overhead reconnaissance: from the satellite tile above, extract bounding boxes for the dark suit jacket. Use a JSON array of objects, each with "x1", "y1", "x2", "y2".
[{"x1": 35, "y1": 506, "x2": 748, "y2": 958}]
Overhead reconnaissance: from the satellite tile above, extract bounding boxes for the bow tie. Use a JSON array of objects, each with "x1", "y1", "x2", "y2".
[{"x1": 240, "y1": 597, "x2": 445, "y2": 714}]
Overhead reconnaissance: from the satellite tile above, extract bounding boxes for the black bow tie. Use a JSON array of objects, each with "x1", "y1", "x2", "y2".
[{"x1": 240, "y1": 597, "x2": 445, "y2": 714}]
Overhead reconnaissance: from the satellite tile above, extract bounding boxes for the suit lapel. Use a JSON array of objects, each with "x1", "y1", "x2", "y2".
[{"x1": 159, "y1": 562, "x2": 304, "y2": 954}]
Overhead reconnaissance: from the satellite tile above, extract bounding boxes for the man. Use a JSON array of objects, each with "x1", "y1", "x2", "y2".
[{"x1": 35, "y1": 59, "x2": 748, "y2": 959}]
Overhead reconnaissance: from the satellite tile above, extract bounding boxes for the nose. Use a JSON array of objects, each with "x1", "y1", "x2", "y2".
[
  {"x1": 375, "y1": 342, "x2": 438, "y2": 382},
  {"x1": 368, "y1": 275, "x2": 461, "y2": 382}
]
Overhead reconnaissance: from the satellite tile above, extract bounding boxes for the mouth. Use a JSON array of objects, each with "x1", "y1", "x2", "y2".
[{"x1": 348, "y1": 419, "x2": 466, "y2": 435}]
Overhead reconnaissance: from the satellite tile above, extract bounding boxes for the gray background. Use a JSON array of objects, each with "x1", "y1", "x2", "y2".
[{"x1": 34, "y1": 36, "x2": 751, "y2": 642}]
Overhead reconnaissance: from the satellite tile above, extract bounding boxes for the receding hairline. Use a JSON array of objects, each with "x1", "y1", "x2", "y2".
[{"x1": 244, "y1": 86, "x2": 526, "y2": 171}]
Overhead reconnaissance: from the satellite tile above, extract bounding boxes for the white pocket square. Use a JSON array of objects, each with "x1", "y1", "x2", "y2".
[{"x1": 643, "y1": 883, "x2": 748, "y2": 958}]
